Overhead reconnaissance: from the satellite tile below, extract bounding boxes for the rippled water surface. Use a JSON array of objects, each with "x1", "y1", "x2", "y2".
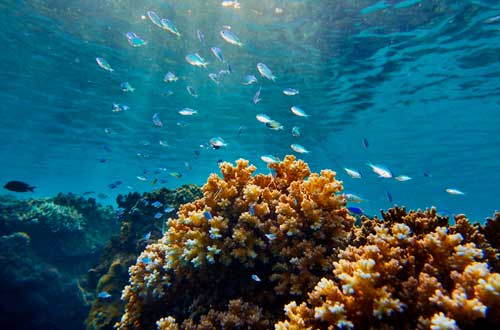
[{"x1": 1, "y1": 0, "x2": 499, "y2": 220}]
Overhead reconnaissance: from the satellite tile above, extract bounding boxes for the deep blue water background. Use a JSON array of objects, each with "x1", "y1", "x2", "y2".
[{"x1": 0, "y1": 0, "x2": 499, "y2": 221}]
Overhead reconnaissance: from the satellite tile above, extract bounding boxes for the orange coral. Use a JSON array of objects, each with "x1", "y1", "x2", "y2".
[
  {"x1": 276, "y1": 207, "x2": 500, "y2": 330},
  {"x1": 117, "y1": 156, "x2": 354, "y2": 329}
]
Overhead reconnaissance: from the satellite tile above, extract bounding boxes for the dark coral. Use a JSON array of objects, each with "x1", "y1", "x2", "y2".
[
  {"x1": 0, "y1": 194, "x2": 117, "y2": 330},
  {"x1": 83, "y1": 184, "x2": 202, "y2": 330}
]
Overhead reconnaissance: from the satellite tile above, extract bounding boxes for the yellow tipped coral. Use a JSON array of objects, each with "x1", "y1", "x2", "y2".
[
  {"x1": 276, "y1": 207, "x2": 500, "y2": 330},
  {"x1": 117, "y1": 156, "x2": 355, "y2": 329}
]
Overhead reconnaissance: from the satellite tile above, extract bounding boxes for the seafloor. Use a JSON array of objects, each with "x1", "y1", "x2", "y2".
[{"x1": 0, "y1": 157, "x2": 498, "y2": 330}]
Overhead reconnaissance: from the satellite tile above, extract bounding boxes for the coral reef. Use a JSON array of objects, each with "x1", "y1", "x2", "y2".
[
  {"x1": 114, "y1": 156, "x2": 499, "y2": 330},
  {"x1": 277, "y1": 207, "x2": 500, "y2": 330},
  {"x1": 117, "y1": 156, "x2": 354, "y2": 329},
  {"x1": 0, "y1": 194, "x2": 118, "y2": 330},
  {"x1": 84, "y1": 185, "x2": 202, "y2": 330}
]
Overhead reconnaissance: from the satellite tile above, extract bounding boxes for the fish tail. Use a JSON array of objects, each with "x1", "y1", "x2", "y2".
[{"x1": 29, "y1": 186, "x2": 36, "y2": 192}]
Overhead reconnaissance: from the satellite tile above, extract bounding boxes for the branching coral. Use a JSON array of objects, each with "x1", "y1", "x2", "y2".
[
  {"x1": 276, "y1": 207, "x2": 500, "y2": 330},
  {"x1": 117, "y1": 156, "x2": 354, "y2": 329}
]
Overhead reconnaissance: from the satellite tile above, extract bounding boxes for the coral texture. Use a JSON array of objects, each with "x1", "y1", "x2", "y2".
[
  {"x1": 117, "y1": 156, "x2": 354, "y2": 329},
  {"x1": 276, "y1": 207, "x2": 500, "y2": 330},
  {"x1": 0, "y1": 194, "x2": 117, "y2": 330},
  {"x1": 84, "y1": 185, "x2": 202, "y2": 330}
]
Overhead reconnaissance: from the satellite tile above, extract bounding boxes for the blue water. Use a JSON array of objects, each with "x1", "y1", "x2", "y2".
[{"x1": 1, "y1": 0, "x2": 499, "y2": 221}]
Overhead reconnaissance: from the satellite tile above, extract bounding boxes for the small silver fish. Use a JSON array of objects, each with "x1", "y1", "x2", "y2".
[
  {"x1": 197, "y1": 30, "x2": 205, "y2": 44},
  {"x1": 210, "y1": 137, "x2": 227, "y2": 149},
  {"x1": 261, "y1": 155, "x2": 278, "y2": 164},
  {"x1": 220, "y1": 29, "x2": 243, "y2": 46},
  {"x1": 125, "y1": 32, "x2": 146, "y2": 47},
  {"x1": 257, "y1": 63, "x2": 276, "y2": 81},
  {"x1": 292, "y1": 126, "x2": 300, "y2": 137},
  {"x1": 343, "y1": 193, "x2": 364, "y2": 203},
  {"x1": 221, "y1": 0, "x2": 240, "y2": 8},
  {"x1": 186, "y1": 86, "x2": 198, "y2": 97},
  {"x1": 253, "y1": 87, "x2": 262, "y2": 104},
  {"x1": 395, "y1": 175, "x2": 412, "y2": 182},
  {"x1": 185, "y1": 53, "x2": 208, "y2": 67},
  {"x1": 136, "y1": 176, "x2": 147, "y2": 181},
  {"x1": 256, "y1": 114, "x2": 272, "y2": 124},
  {"x1": 367, "y1": 163, "x2": 392, "y2": 178},
  {"x1": 446, "y1": 188, "x2": 465, "y2": 195},
  {"x1": 290, "y1": 143, "x2": 309, "y2": 153},
  {"x1": 147, "y1": 11, "x2": 163, "y2": 29},
  {"x1": 242, "y1": 75, "x2": 257, "y2": 85},
  {"x1": 344, "y1": 167, "x2": 362, "y2": 179},
  {"x1": 161, "y1": 18, "x2": 181, "y2": 37},
  {"x1": 96, "y1": 57, "x2": 113, "y2": 72},
  {"x1": 179, "y1": 108, "x2": 197, "y2": 116},
  {"x1": 290, "y1": 106, "x2": 309, "y2": 118},
  {"x1": 164, "y1": 72, "x2": 178, "y2": 83},
  {"x1": 211, "y1": 47, "x2": 225, "y2": 63},
  {"x1": 152, "y1": 113, "x2": 163, "y2": 127},
  {"x1": 283, "y1": 88, "x2": 299, "y2": 96}
]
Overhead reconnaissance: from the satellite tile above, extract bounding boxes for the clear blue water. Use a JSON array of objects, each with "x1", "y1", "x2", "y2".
[{"x1": 1, "y1": 0, "x2": 499, "y2": 221}]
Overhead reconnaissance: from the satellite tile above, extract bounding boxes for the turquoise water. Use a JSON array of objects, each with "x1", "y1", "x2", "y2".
[{"x1": 1, "y1": 0, "x2": 499, "y2": 221}]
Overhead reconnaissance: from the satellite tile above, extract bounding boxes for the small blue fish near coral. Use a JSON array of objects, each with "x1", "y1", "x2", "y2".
[
  {"x1": 249, "y1": 204, "x2": 255, "y2": 216},
  {"x1": 204, "y1": 211, "x2": 213, "y2": 220},
  {"x1": 152, "y1": 201, "x2": 163, "y2": 208},
  {"x1": 97, "y1": 291, "x2": 112, "y2": 300},
  {"x1": 347, "y1": 207, "x2": 363, "y2": 215},
  {"x1": 154, "y1": 212, "x2": 163, "y2": 219}
]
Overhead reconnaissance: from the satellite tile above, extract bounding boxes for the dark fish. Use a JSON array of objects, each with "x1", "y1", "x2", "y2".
[
  {"x1": 362, "y1": 138, "x2": 369, "y2": 149},
  {"x1": 83, "y1": 191, "x2": 95, "y2": 195},
  {"x1": 194, "y1": 150, "x2": 200, "y2": 157},
  {"x1": 3, "y1": 181, "x2": 35, "y2": 192},
  {"x1": 347, "y1": 207, "x2": 363, "y2": 215},
  {"x1": 386, "y1": 191, "x2": 393, "y2": 202},
  {"x1": 217, "y1": 159, "x2": 223, "y2": 164},
  {"x1": 423, "y1": 170, "x2": 432, "y2": 177},
  {"x1": 152, "y1": 178, "x2": 158, "y2": 185},
  {"x1": 227, "y1": 63, "x2": 232, "y2": 74},
  {"x1": 99, "y1": 158, "x2": 107, "y2": 163},
  {"x1": 108, "y1": 183, "x2": 118, "y2": 189},
  {"x1": 102, "y1": 144, "x2": 112, "y2": 152}
]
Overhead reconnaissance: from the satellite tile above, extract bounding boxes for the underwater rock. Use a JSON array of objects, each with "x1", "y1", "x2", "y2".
[
  {"x1": 0, "y1": 194, "x2": 118, "y2": 330},
  {"x1": 83, "y1": 184, "x2": 202, "y2": 330}
]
